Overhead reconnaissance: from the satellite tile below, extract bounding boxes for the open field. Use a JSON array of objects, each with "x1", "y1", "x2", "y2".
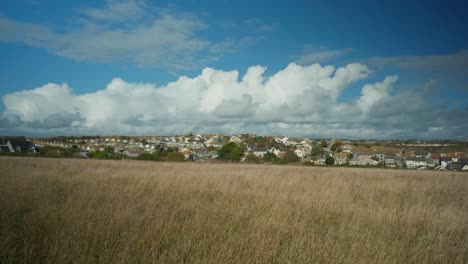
[{"x1": 0, "y1": 157, "x2": 467, "y2": 263}]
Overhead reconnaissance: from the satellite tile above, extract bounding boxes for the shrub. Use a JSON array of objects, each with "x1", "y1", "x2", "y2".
[
  {"x1": 104, "y1": 146, "x2": 115, "y2": 154},
  {"x1": 245, "y1": 153, "x2": 260, "y2": 164},
  {"x1": 331, "y1": 141, "x2": 342, "y2": 152},
  {"x1": 217, "y1": 142, "x2": 244, "y2": 161},
  {"x1": 166, "y1": 152, "x2": 185, "y2": 162},
  {"x1": 88, "y1": 151, "x2": 109, "y2": 159},
  {"x1": 325, "y1": 157, "x2": 335, "y2": 165},
  {"x1": 283, "y1": 150, "x2": 300, "y2": 164},
  {"x1": 263, "y1": 151, "x2": 278, "y2": 162},
  {"x1": 152, "y1": 151, "x2": 161, "y2": 161},
  {"x1": 137, "y1": 153, "x2": 154, "y2": 161}
]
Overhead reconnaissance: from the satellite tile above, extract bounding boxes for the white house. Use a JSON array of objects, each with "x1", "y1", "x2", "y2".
[
  {"x1": 312, "y1": 157, "x2": 326, "y2": 165},
  {"x1": 252, "y1": 148, "x2": 269, "y2": 157},
  {"x1": 229, "y1": 135, "x2": 243, "y2": 144},
  {"x1": 285, "y1": 140, "x2": 298, "y2": 146},
  {"x1": 299, "y1": 140, "x2": 313, "y2": 151},
  {"x1": 204, "y1": 137, "x2": 218, "y2": 147},
  {"x1": 349, "y1": 157, "x2": 379, "y2": 166},
  {"x1": 294, "y1": 148, "x2": 306, "y2": 159},
  {"x1": 86, "y1": 146, "x2": 95, "y2": 152},
  {"x1": 405, "y1": 157, "x2": 427, "y2": 169},
  {"x1": 275, "y1": 136, "x2": 289, "y2": 144},
  {"x1": 269, "y1": 147, "x2": 281, "y2": 157},
  {"x1": 440, "y1": 157, "x2": 458, "y2": 168}
]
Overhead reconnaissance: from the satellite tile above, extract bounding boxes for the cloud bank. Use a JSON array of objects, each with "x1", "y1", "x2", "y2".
[
  {"x1": 1, "y1": 62, "x2": 466, "y2": 139},
  {"x1": 0, "y1": 0, "x2": 266, "y2": 70}
]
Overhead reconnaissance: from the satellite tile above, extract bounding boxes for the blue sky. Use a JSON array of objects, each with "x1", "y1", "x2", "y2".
[{"x1": 0, "y1": 0, "x2": 467, "y2": 138}]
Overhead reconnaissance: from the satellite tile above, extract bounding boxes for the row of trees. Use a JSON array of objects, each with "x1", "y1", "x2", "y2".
[
  {"x1": 217, "y1": 142, "x2": 311, "y2": 165},
  {"x1": 27, "y1": 142, "x2": 338, "y2": 165},
  {"x1": 132, "y1": 146, "x2": 184, "y2": 161}
]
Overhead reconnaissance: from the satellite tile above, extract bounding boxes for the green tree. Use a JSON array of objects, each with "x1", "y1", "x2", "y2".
[
  {"x1": 273, "y1": 158, "x2": 287, "y2": 165},
  {"x1": 136, "y1": 153, "x2": 153, "y2": 160},
  {"x1": 310, "y1": 146, "x2": 322, "y2": 156},
  {"x1": 90, "y1": 151, "x2": 109, "y2": 159},
  {"x1": 263, "y1": 151, "x2": 278, "y2": 162},
  {"x1": 166, "y1": 152, "x2": 185, "y2": 162},
  {"x1": 320, "y1": 140, "x2": 328, "y2": 148},
  {"x1": 217, "y1": 142, "x2": 244, "y2": 161},
  {"x1": 104, "y1": 146, "x2": 115, "y2": 154},
  {"x1": 152, "y1": 151, "x2": 161, "y2": 161},
  {"x1": 158, "y1": 146, "x2": 177, "y2": 158},
  {"x1": 283, "y1": 150, "x2": 300, "y2": 163},
  {"x1": 160, "y1": 149, "x2": 168, "y2": 157},
  {"x1": 331, "y1": 141, "x2": 342, "y2": 152},
  {"x1": 245, "y1": 152, "x2": 260, "y2": 164},
  {"x1": 206, "y1": 146, "x2": 217, "y2": 151},
  {"x1": 325, "y1": 157, "x2": 335, "y2": 165},
  {"x1": 39, "y1": 146, "x2": 63, "y2": 157}
]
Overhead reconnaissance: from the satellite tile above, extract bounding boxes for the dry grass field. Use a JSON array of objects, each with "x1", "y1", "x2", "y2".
[{"x1": 0, "y1": 156, "x2": 467, "y2": 263}]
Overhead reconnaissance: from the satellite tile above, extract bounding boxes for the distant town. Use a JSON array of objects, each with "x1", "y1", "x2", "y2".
[{"x1": 1, "y1": 134, "x2": 467, "y2": 171}]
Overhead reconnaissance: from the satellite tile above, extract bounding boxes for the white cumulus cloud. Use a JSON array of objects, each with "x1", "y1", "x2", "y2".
[{"x1": 1, "y1": 62, "x2": 466, "y2": 139}]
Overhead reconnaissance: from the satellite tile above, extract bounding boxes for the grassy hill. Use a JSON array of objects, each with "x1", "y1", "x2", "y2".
[{"x1": 1, "y1": 157, "x2": 467, "y2": 263}]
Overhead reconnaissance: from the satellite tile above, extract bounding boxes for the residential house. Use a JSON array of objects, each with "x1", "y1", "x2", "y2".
[
  {"x1": 440, "y1": 157, "x2": 457, "y2": 168},
  {"x1": 0, "y1": 138, "x2": 11, "y2": 152},
  {"x1": 252, "y1": 147, "x2": 269, "y2": 157},
  {"x1": 426, "y1": 155, "x2": 439, "y2": 167},
  {"x1": 340, "y1": 144, "x2": 353, "y2": 153},
  {"x1": 312, "y1": 157, "x2": 326, "y2": 165},
  {"x1": 277, "y1": 151, "x2": 287, "y2": 158},
  {"x1": 285, "y1": 140, "x2": 298, "y2": 146},
  {"x1": 275, "y1": 136, "x2": 289, "y2": 144},
  {"x1": 268, "y1": 147, "x2": 282, "y2": 157},
  {"x1": 85, "y1": 146, "x2": 95, "y2": 152},
  {"x1": 373, "y1": 153, "x2": 385, "y2": 163},
  {"x1": 194, "y1": 150, "x2": 218, "y2": 160},
  {"x1": 349, "y1": 157, "x2": 379, "y2": 166},
  {"x1": 352, "y1": 148, "x2": 374, "y2": 160},
  {"x1": 1, "y1": 140, "x2": 36, "y2": 153},
  {"x1": 384, "y1": 156, "x2": 401, "y2": 167},
  {"x1": 298, "y1": 139, "x2": 313, "y2": 150},
  {"x1": 205, "y1": 136, "x2": 223, "y2": 148},
  {"x1": 448, "y1": 159, "x2": 468, "y2": 170},
  {"x1": 125, "y1": 148, "x2": 147, "y2": 158},
  {"x1": 229, "y1": 135, "x2": 243, "y2": 144},
  {"x1": 0, "y1": 145, "x2": 10, "y2": 152},
  {"x1": 414, "y1": 151, "x2": 428, "y2": 157},
  {"x1": 405, "y1": 156, "x2": 427, "y2": 169},
  {"x1": 334, "y1": 152, "x2": 348, "y2": 165},
  {"x1": 180, "y1": 148, "x2": 192, "y2": 159},
  {"x1": 294, "y1": 148, "x2": 307, "y2": 159},
  {"x1": 460, "y1": 159, "x2": 468, "y2": 171}
]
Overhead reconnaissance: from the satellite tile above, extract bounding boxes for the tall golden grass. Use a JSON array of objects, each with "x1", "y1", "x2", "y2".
[{"x1": 0, "y1": 156, "x2": 467, "y2": 263}]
